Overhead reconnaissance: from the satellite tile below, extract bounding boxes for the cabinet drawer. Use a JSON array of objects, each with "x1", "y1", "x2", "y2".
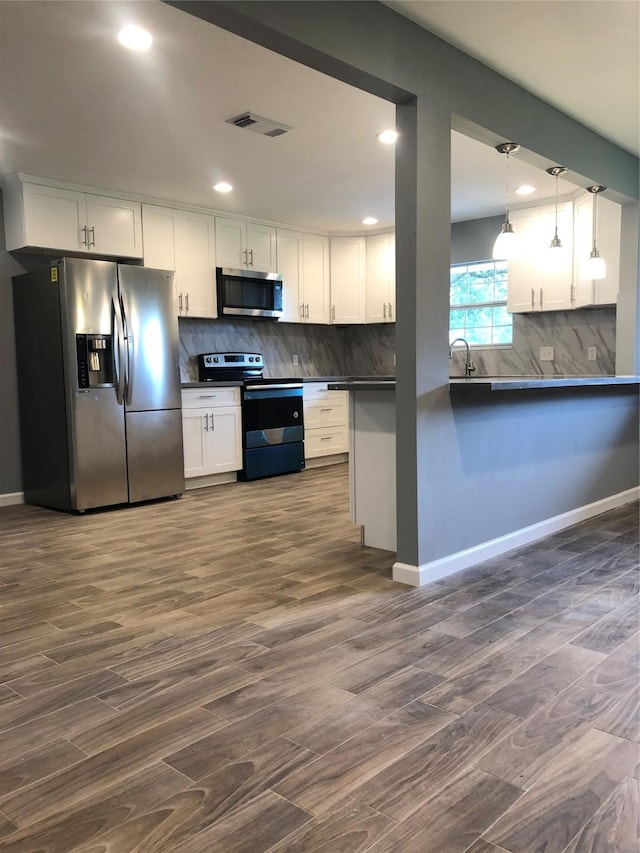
[
  {"x1": 305, "y1": 426, "x2": 348, "y2": 458},
  {"x1": 304, "y1": 400, "x2": 347, "y2": 429},
  {"x1": 182, "y1": 387, "x2": 240, "y2": 409}
]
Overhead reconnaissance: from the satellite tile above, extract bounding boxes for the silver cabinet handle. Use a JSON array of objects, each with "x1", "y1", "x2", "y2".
[
  {"x1": 383, "y1": 303, "x2": 387, "y2": 320},
  {"x1": 299, "y1": 303, "x2": 304, "y2": 320},
  {"x1": 80, "y1": 225, "x2": 88, "y2": 247},
  {"x1": 198, "y1": 394, "x2": 217, "y2": 399},
  {"x1": 88, "y1": 226, "x2": 96, "y2": 247},
  {"x1": 178, "y1": 293, "x2": 183, "y2": 312},
  {"x1": 210, "y1": 411, "x2": 215, "y2": 430},
  {"x1": 249, "y1": 248, "x2": 254, "y2": 267},
  {"x1": 305, "y1": 304, "x2": 310, "y2": 319},
  {"x1": 243, "y1": 248, "x2": 248, "y2": 266},
  {"x1": 570, "y1": 284, "x2": 576, "y2": 305},
  {"x1": 320, "y1": 436, "x2": 333, "y2": 441},
  {"x1": 331, "y1": 305, "x2": 335, "y2": 322},
  {"x1": 185, "y1": 292, "x2": 189, "y2": 312},
  {"x1": 388, "y1": 302, "x2": 393, "y2": 320},
  {"x1": 204, "y1": 413, "x2": 209, "y2": 431},
  {"x1": 320, "y1": 408, "x2": 333, "y2": 413},
  {"x1": 531, "y1": 288, "x2": 535, "y2": 310},
  {"x1": 540, "y1": 288, "x2": 544, "y2": 310}
]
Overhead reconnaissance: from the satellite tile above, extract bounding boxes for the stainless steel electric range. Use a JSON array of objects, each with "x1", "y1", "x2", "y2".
[{"x1": 198, "y1": 352, "x2": 304, "y2": 481}]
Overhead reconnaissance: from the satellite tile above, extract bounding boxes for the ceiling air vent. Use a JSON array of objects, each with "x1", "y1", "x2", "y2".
[{"x1": 226, "y1": 112, "x2": 293, "y2": 138}]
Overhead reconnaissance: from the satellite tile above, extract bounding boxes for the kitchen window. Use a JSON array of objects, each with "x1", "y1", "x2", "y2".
[{"x1": 449, "y1": 259, "x2": 512, "y2": 346}]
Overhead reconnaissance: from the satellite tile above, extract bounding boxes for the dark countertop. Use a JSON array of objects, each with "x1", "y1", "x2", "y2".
[
  {"x1": 449, "y1": 375, "x2": 640, "y2": 391},
  {"x1": 182, "y1": 381, "x2": 243, "y2": 388},
  {"x1": 329, "y1": 375, "x2": 640, "y2": 393}
]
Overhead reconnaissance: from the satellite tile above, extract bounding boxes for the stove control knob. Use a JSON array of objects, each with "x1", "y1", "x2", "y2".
[
  {"x1": 248, "y1": 357, "x2": 254, "y2": 362},
  {"x1": 213, "y1": 357, "x2": 219, "y2": 363}
]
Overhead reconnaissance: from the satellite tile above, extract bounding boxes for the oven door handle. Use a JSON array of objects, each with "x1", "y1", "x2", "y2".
[{"x1": 244, "y1": 383, "x2": 303, "y2": 391}]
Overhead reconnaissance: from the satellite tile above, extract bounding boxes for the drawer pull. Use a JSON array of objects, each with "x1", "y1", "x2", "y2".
[
  {"x1": 320, "y1": 436, "x2": 333, "y2": 441},
  {"x1": 198, "y1": 394, "x2": 217, "y2": 399},
  {"x1": 320, "y1": 408, "x2": 333, "y2": 413}
]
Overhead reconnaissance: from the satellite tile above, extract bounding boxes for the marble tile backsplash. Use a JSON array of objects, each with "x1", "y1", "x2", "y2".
[
  {"x1": 179, "y1": 307, "x2": 616, "y2": 381},
  {"x1": 179, "y1": 317, "x2": 344, "y2": 380},
  {"x1": 449, "y1": 308, "x2": 616, "y2": 377}
]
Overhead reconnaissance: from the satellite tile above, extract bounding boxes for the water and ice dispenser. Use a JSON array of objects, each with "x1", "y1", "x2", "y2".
[{"x1": 75, "y1": 334, "x2": 114, "y2": 388}]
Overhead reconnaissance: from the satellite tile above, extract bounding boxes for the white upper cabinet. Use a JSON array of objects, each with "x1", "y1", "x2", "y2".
[
  {"x1": 330, "y1": 236, "x2": 366, "y2": 324},
  {"x1": 2, "y1": 176, "x2": 142, "y2": 258},
  {"x1": 276, "y1": 228, "x2": 304, "y2": 322},
  {"x1": 506, "y1": 202, "x2": 573, "y2": 313},
  {"x1": 366, "y1": 232, "x2": 395, "y2": 323},
  {"x1": 573, "y1": 192, "x2": 621, "y2": 307},
  {"x1": 302, "y1": 233, "x2": 331, "y2": 324},
  {"x1": 143, "y1": 205, "x2": 217, "y2": 319},
  {"x1": 215, "y1": 216, "x2": 277, "y2": 272},
  {"x1": 276, "y1": 229, "x2": 330, "y2": 324}
]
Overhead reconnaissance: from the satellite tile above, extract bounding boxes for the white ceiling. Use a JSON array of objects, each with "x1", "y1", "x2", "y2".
[
  {"x1": 0, "y1": 1, "x2": 636, "y2": 233},
  {"x1": 388, "y1": 0, "x2": 640, "y2": 159}
]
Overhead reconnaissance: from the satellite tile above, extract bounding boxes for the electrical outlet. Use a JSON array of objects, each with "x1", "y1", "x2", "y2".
[
  {"x1": 293, "y1": 354, "x2": 299, "y2": 366},
  {"x1": 540, "y1": 346, "x2": 554, "y2": 362},
  {"x1": 588, "y1": 346, "x2": 597, "y2": 361}
]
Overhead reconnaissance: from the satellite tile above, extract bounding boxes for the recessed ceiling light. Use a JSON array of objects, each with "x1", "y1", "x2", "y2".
[
  {"x1": 515, "y1": 184, "x2": 536, "y2": 196},
  {"x1": 117, "y1": 25, "x2": 153, "y2": 51},
  {"x1": 377, "y1": 129, "x2": 398, "y2": 145},
  {"x1": 213, "y1": 182, "x2": 233, "y2": 193},
  {"x1": 362, "y1": 216, "x2": 378, "y2": 225}
]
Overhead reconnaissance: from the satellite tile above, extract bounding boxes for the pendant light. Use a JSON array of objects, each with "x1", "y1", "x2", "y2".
[
  {"x1": 545, "y1": 165, "x2": 567, "y2": 270},
  {"x1": 492, "y1": 142, "x2": 520, "y2": 260},
  {"x1": 585, "y1": 185, "x2": 607, "y2": 280}
]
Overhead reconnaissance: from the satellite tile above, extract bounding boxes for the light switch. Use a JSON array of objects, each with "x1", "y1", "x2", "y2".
[{"x1": 540, "y1": 346, "x2": 554, "y2": 362}]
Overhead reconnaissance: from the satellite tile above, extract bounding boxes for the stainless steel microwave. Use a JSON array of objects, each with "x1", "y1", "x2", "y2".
[{"x1": 216, "y1": 267, "x2": 283, "y2": 319}]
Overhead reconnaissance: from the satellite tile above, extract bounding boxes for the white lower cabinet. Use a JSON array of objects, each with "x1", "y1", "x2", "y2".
[
  {"x1": 303, "y1": 384, "x2": 349, "y2": 462},
  {"x1": 181, "y1": 388, "x2": 242, "y2": 487}
]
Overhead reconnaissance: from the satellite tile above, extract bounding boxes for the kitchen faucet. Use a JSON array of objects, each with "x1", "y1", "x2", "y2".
[{"x1": 449, "y1": 337, "x2": 476, "y2": 377}]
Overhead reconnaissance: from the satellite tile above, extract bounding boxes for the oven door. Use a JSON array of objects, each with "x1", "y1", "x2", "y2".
[{"x1": 242, "y1": 386, "x2": 304, "y2": 448}]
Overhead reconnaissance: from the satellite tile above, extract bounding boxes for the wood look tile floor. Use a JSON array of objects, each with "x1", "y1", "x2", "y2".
[{"x1": 0, "y1": 464, "x2": 638, "y2": 852}]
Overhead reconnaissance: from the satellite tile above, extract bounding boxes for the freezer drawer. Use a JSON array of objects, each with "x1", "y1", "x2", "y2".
[{"x1": 125, "y1": 409, "x2": 184, "y2": 502}]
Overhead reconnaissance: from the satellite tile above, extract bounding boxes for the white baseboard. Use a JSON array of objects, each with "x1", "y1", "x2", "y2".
[
  {"x1": 0, "y1": 491, "x2": 24, "y2": 507},
  {"x1": 184, "y1": 472, "x2": 237, "y2": 490},
  {"x1": 304, "y1": 453, "x2": 348, "y2": 469},
  {"x1": 392, "y1": 486, "x2": 640, "y2": 588}
]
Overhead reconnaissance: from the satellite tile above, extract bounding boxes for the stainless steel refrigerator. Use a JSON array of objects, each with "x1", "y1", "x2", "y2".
[{"x1": 13, "y1": 257, "x2": 184, "y2": 512}]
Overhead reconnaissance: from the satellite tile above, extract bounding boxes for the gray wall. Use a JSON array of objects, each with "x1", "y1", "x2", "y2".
[{"x1": 179, "y1": 0, "x2": 639, "y2": 570}]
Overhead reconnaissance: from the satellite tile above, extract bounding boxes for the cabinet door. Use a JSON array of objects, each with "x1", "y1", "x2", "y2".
[
  {"x1": 366, "y1": 233, "x2": 394, "y2": 323},
  {"x1": 208, "y1": 407, "x2": 242, "y2": 473},
  {"x1": 22, "y1": 183, "x2": 86, "y2": 252},
  {"x1": 142, "y1": 205, "x2": 177, "y2": 271},
  {"x1": 247, "y1": 222, "x2": 277, "y2": 272},
  {"x1": 182, "y1": 410, "x2": 208, "y2": 478},
  {"x1": 276, "y1": 228, "x2": 303, "y2": 322},
  {"x1": 85, "y1": 195, "x2": 143, "y2": 258},
  {"x1": 176, "y1": 213, "x2": 217, "y2": 318},
  {"x1": 303, "y1": 233, "x2": 330, "y2": 324},
  {"x1": 536, "y1": 201, "x2": 573, "y2": 311},
  {"x1": 215, "y1": 217, "x2": 246, "y2": 268},
  {"x1": 573, "y1": 193, "x2": 621, "y2": 307},
  {"x1": 331, "y1": 236, "x2": 366, "y2": 324},
  {"x1": 506, "y1": 207, "x2": 540, "y2": 313}
]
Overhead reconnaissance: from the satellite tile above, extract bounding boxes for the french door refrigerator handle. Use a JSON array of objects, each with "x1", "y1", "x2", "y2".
[
  {"x1": 112, "y1": 292, "x2": 126, "y2": 405},
  {"x1": 120, "y1": 289, "x2": 134, "y2": 407}
]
